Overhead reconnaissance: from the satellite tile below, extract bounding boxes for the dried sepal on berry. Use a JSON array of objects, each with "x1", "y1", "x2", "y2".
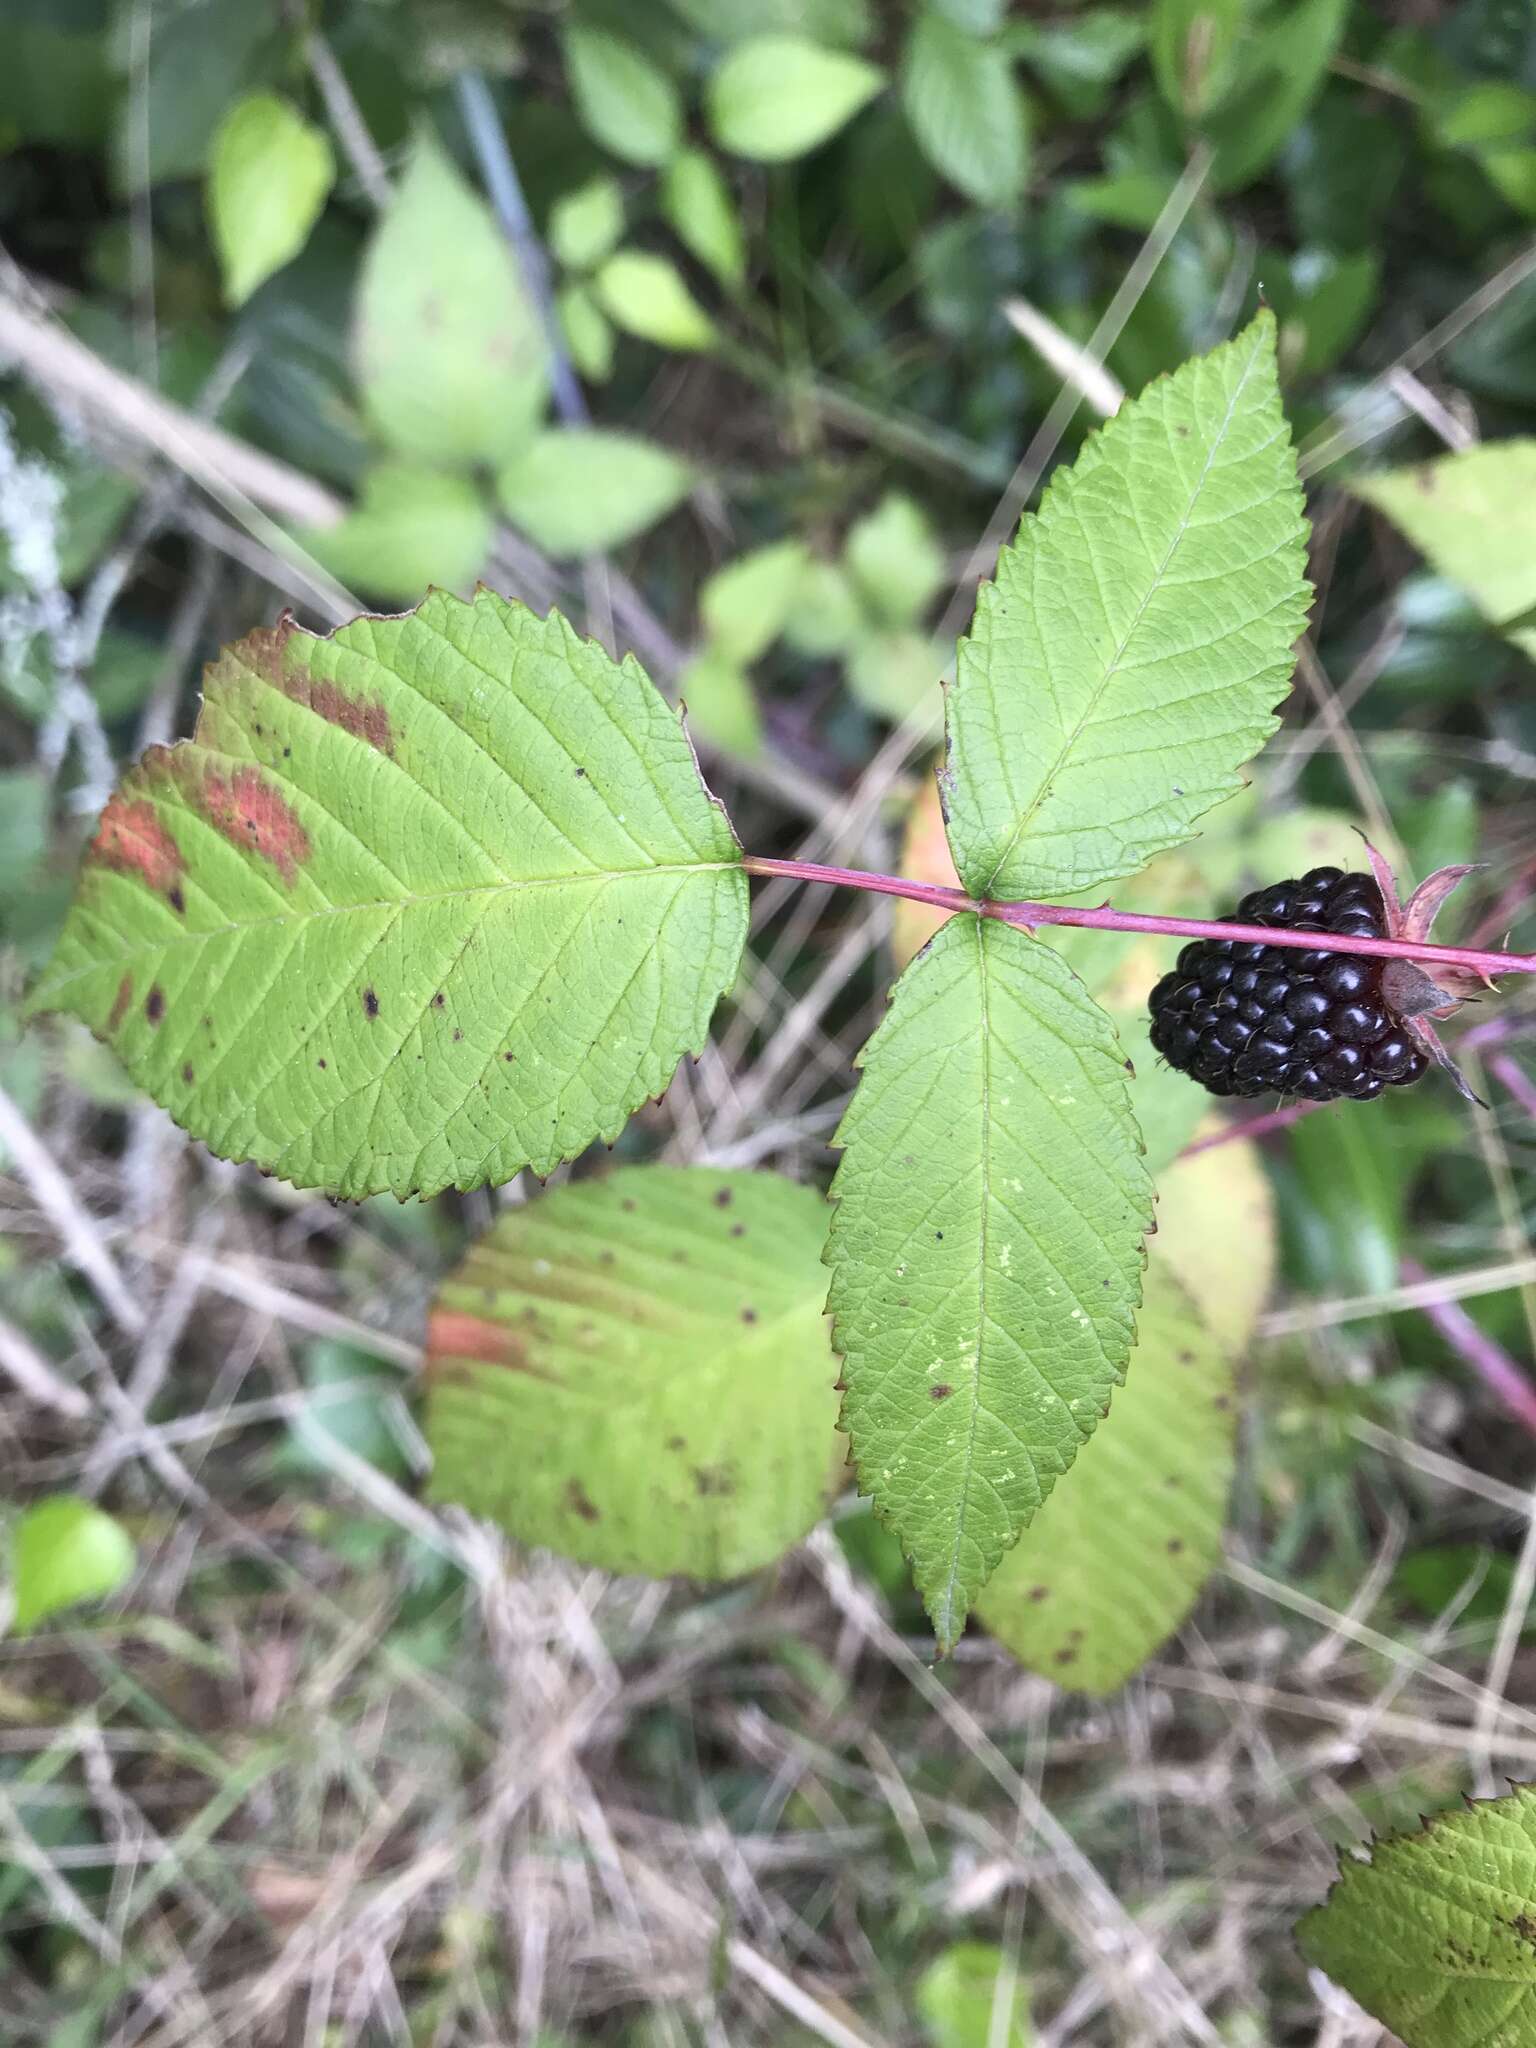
[{"x1": 1360, "y1": 838, "x2": 1491, "y2": 1106}]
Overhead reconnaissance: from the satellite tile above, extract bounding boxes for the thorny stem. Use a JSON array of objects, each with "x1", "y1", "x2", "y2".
[{"x1": 741, "y1": 855, "x2": 1536, "y2": 981}]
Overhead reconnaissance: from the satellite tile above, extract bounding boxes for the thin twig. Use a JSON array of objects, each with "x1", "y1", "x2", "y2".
[{"x1": 0, "y1": 1082, "x2": 145, "y2": 1337}]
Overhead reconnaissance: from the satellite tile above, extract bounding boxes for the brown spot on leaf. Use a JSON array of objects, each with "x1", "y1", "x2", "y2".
[
  {"x1": 283, "y1": 667, "x2": 395, "y2": 755},
  {"x1": 565, "y1": 1479, "x2": 601, "y2": 1523},
  {"x1": 87, "y1": 794, "x2": 185, "y2": 899},
  {"x1": 108, "y1": 975, "x2": 133, "y2": 1032},
  {"x1": 1028, "y1": 1585, "x2": 1049, "y2": 1603},
  {"x1": 666, "y1": 1435, "x2": 686, "y2": 1451},
  {"x1": 432, "y1": 992, "x2": 445, "y2": 1008},
  {"x1": 740, "y1": 1306, "x2": 757, "y2": 1323},
  {"x1": 145, "y1": 986, "x2": 165, "y2": 1025},
  {"x1": 1054, "y1": 1647, "x2": 1077, "y2": 1666},
  {"x1": 730, "y1": 1223, "x2": 745, "y2": 1238},
  {"x1": 168, "y1": 885, "x2": 185, "y2": 915},
  {"x1": 181, "y1": 1063, "x2": 195, "y2": 1085},
  {"x1": 713, "y1": 1187, "x2": 733, "y2": 1207},
  {"x1": 1167, "y1": 1538, "x2": 1185, "y2": 1555},
  {"x1": 425, "y1": 1311, "x2": 554, "y2": 1379},
  {"x1": 363, "y1": 988, "x2": 380, "y2": 1019},
  {"x1": 200, "y1": 766, "x2": 311, "y2": 884},
  {"x1": 1512, "y1": 1913, "x2": 1536, "y2": 1947},
  {"x1": 693, "y1": 1465, "x2": 733, "y2": 1497},
  {"x1": 931, "y1": 1383, "x2": 953, "y2": 1401}
]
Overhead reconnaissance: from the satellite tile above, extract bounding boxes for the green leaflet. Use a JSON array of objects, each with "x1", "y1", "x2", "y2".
[
  {"x1": 30, "y1": 591, "x2": 747, "y2": 1200},
  {"x1": 943, "y1": 310, "x2": 1311, "y2": 900},
  {"x1": 425, "y1": 1167, "x2": 840, "y2": 1578},
  {"x1": 1297, "y1": 1784, "x2": 1536, "y2": 2048},
  {"x1": 825, "y1": 915, "x2": 1152, "y2": 1648}
]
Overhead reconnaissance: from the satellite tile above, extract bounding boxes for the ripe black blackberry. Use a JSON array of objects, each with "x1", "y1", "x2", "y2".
[{"x1": 1149, "y1": 865, "x2": 1437, "y2": 1104}]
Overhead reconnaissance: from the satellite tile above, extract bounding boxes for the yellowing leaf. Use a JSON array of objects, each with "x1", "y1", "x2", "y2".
[
  {"x1": 976, "y1": 1123, "x2": 1273, "y2": 1692},
  {"x1": 425, "y1": 1168, "x2": 839, "y2": 1578}
]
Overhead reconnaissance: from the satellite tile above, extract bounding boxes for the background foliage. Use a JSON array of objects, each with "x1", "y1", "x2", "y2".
[{"x1": 3, "y1": 1, "x2": 1536, "y2": 2042}]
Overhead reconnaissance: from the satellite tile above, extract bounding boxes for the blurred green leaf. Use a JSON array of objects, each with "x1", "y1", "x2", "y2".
[
  {"x1": 208, "y1": 93, "x2": 334, "y2": 308},
  {"x1": 354, "y1": 133, "x2": 548, "y2": 468},
  {"x1": 661, "y1": 148, "x2": 747, "y2": 289},
  {"x1": 562, "y1": 26, "x2": 682, "y2": 168},
  {"x1": 549, "y1": 175, "x2": 625, "y2": 272},
  {"x1": 110, "y1": 0, "x2": 281, "y2": 190},
  {"x1": 279, "y1": 1341, "x2": 412, "y2": 1482},
  {"x1": 700, "y1": 539, "x2": 811, "y2": 663},
  {"x1": 1357, "y1": 442, "x2": 1536, "y2": 664},
  {"x1": 845, "y1": 492, "x2": 945, "y2": 628},
  {"x1": 680, "y1": 649, "x2": 764, "y2": 757},
  {"x1": 557, "y1": 282, "x2": 616, "y2": 382},
  {"x1": 901, "y1": 11, "x2": 1029, "y2": 207},
  {"x1": 302, "y1": 462, "x2": 492, "y2": 605},
  {"x1": 9, "y1": 1497, "x2": 135, "y2": 1635},
  {"x1": 1265, "y1": 247, "x2": 1380, "y2": 377},
  {"x1": 916, "y1": 1941, "x2": 1032, "y2": 2048},
  {"x1": 0, "y1": 770, "x2": 48, "y2": 893},
  {"x1": 783, "y1": 558, "x2": 865, "y2": 657},
  {"x1": 595, "y1": 250, "x2": 718, "y2": 351},
  {"x1": 1150, "y1": 0, "x2": 1244, "y2": 120},
  {"x1": 846, "y1": 629, "x2": 941, "y2": 721},
  {"x1": 1286, "y1": 1109, "x2": 1402, "y2": 1303},
  {"x1": 1395, "y1": 1544, "x2": 1536, "y2": 1639},
  {"x1": 1202, "y1": 0, "x2": 1348, "y2": 190},
  {"x1": 496, "y1": 428, "x2": 693, "y2": 554},
  {"x1": 1012, "y1": 10, "x2": 1146, "y2": 119},
  {"x1": 707, "y1": 36, "x2": 885, "y2": 161}
]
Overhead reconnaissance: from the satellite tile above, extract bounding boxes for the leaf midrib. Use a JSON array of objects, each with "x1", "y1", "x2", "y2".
[
  {"x1": 979, "y1": 325, "x2": 1267, "y2": 893},
  {"x1": 41, "y1": 863, "x2": 739, "y2": 996},
  {"x1": 934, "y1": 915, "x2": 993, "y2": 1645}
]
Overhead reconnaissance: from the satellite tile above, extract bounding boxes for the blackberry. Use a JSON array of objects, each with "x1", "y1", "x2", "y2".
[{"x1": 1147, "y1": 867, "x2": 1430, "y2": 1103}]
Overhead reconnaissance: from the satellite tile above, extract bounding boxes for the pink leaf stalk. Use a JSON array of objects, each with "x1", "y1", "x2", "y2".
[{"x1": 740, "y1": 856, "x2": 1536, "y2": 983}]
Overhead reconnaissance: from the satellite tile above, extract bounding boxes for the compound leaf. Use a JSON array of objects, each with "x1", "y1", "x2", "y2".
[
  {"x1": 1297, "y1": 1784, "x2": 1536, "y2": 2048},
  {"x1": 825, "y1": 914, "x2": 1151, "y2": 1648},
  {"x1": 943, "y1": 310, "x2": 1311, "y2": 899},
  {"x1": 425, "y1": 1167, "x2": 839, "y2": 1578},
  {"x1": 31, "y1": 590, "x2": 746, "y2": 1200}
]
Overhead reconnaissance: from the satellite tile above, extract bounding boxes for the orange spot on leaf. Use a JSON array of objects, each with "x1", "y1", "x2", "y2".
[
  {"x1": 425, "y1": 1310, "x2": 555, "y2": 1379},
  {"x1": 200, "y1": 766, "x2": 311, "y2": 885},
  {"x1": 87, "y1": 796, "x2": 185, "y2": 899}
]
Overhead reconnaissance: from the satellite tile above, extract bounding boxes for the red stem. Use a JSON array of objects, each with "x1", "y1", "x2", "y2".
[
  {"x1": 742, "y1": 855, "x2": 1536, "y2": 980},
  {"x1": 1400, "y1": 1258, "x2": 1536, "y2": 1441}
]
